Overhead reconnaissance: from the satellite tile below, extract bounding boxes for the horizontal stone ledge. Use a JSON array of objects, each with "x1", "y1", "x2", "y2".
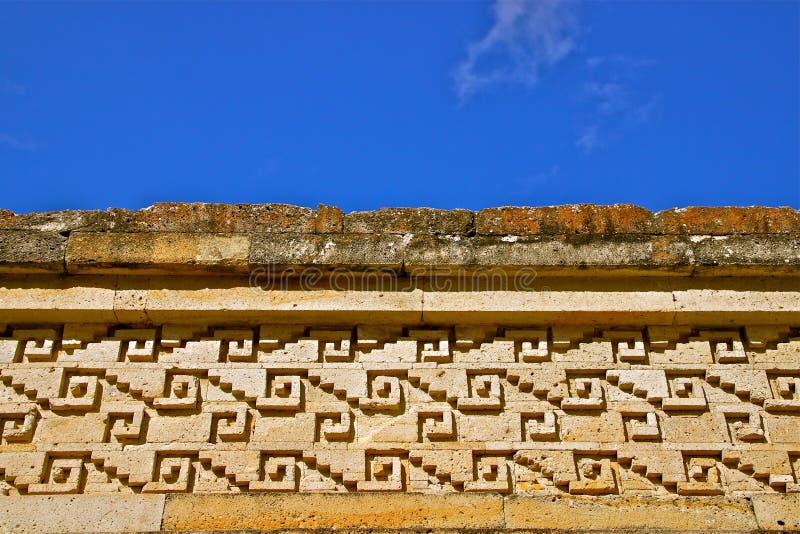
[
  {"x1": 4, "y1": 203, "x2": 799, "y2": 236},
  {"x1": 162, "y1": 492, "x2": 504, "y2": 531},
  {"x1": 0, "y1": 276, "x2": 797, "y2": 326},
  {"x1": 0, "y1": 231, "x2": 67, "y2": 274},
  {"x1": 504, "y1": 495, "x2": 760, "y2": 531},
  {"x1": 5, "y1": 493, "x2": 792, "y2": 533},
  {"x1": 0, "y1": 494, "x2": 165, "y2": 534},
  {"x1": 0, "y1": 230, "x2": 794, "y2": 276},
  {"x1": 65, "y1": 231, "x2": 251, "y2": 275}
]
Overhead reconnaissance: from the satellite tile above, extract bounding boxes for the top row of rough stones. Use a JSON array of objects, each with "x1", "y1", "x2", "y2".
[{"x1": 1, "y1": 204, "x2": 799, "y2": 236}]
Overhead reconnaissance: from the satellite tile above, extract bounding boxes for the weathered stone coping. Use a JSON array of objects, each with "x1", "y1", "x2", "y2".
[
  {"x1": 0, "y1": 204, "x2": 798, "y2": 275},
  {"x1": 0, "y1": 493, "x2": 797, "y2": 532}
]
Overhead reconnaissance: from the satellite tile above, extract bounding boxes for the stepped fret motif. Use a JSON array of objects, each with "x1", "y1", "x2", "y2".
[{"x1": 0, "y1": 322, "x2": 797, "y2": 495}]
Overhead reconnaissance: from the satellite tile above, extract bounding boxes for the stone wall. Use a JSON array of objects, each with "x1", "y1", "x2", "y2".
[{"x1": 0, "y1": 204, "x2": 798, "y2": 533}]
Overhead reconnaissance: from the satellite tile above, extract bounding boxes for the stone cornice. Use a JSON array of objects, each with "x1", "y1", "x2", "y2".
[{"x1": 0, "y1": 203, "x2": 798, "y2": 276}]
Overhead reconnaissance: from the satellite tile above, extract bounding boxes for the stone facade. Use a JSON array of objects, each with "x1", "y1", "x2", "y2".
[{"x1": 0, "y1": 203, "x2": 798, "y2": 532}]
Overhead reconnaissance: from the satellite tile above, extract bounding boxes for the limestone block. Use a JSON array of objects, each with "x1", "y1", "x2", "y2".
[
  {"x1": 250, "y1": 455, "x2": 299, "y2": 491},
  {"x1": 37, "y1": 413, "x2": 107, "y2": 444},
  {"x1": 617, "y1": 446, "x2": 686, "y2": 486},
  {"x1": 662, "y1": 412, "x2": 728, "y2": 444},
  {"x1": 311, "y1": 329, "x2": 353, "y2": 362},
  {"x1": 142, "y1": 455, "x2": 195, "y2": 493},
  {"x1": 0, "y1": 277, "x2": 117, "y2": 323},
  {"x1": 311, "y1": 449, "x2": 365, "y2": 486},
  {"x1": 0, "y1": 367, "x2": 65, "y2": 404},
  {"x1": 100, "y1": 401, "x2": 146, "y2": 441},
  {"x1": 506, "y1": 367, "x2": 568, "y2": 402},
  {"x1": 49, "y1": 374, "x2": 102, "y2": 411},
  {"x1": 113, "y1": 328, "x2": 157, "y2": 362},
  {"x1": 409, "y1": 329, "x2": 451, "y2": 363},
  {"x1": 621, "y1": 411, "x2": 662, "y2": 441},
  {"x1": 717, "y1": 405, "x2": 766, "y2": 443},
  {"x1": 0, "y1": 494, "x2": 165, "y2": 533},
  {"x1": 505, "y1": 329, "x2": 550, "y2": 362},
  {"x1": 662, "y1": 376, "x2": 708, "y2": 411},
  {"x1": 504, "y1": 494, "x2": 758, "y2": 530},
  {"x1": 408, "y1": 368, "x2": 468, "y2": 403},
  {"x1": 308, "y1": 369, "x2": 366, "y2": 403},
  {"x1": 569, "y1": 456, "x2": 618, "y2": 495},
  {"x1": 60, "y1": 324, "x2": 107, "y2": 350},
  {"x1": 764, "y1": 376, "x2": 800, "y2": 412},
  {"x1": 513, "y1": 450, "x2": 577, "y2": 490},
  {"x1": 0, "y1": 338, "x2": 18, "y2": 363},
  {"x1": 91, "y1": 450, "x2": 157, "y2": 487},
  {"x1": 105, "y1": 368, "x2": 167, "y2": 402},
  {"x1": 198, "y1": 449, "x2": 261, "y2": 486},
  {"x1": 57, "y1": 339, "x2": 121, "y2": 363},
  {"x1": 159, "y1": 339, "x2": 221, "y2": 364},
  {"x1": 408, "y1": 449, "x2": 472, "y2": 489},
  {"x1": 152, "y1": 374, "x2": 201, "y2": 409},
  {"x1": 458, "y1": 413, "x2": 520, "y2": 442},
  {"x1": 722, "y1": 450, "x2": 794, "y2": 489},
  {"x1": 677, "y1": 455, "x2": 725, "y2": 496},
  {"x1": 214, "y1": 329, "x2": 255, "y2": 361},
  {"x1": 752, "y1": 493, "x2": 800, "y2": 530},
  {"x1": 206, "y1": 403, "x2": 250, "y2": 441},
  {"x1": 761, "y1": 413, "x2": 800, "y2": 443},
  {"x1": 146, "y1": 413, "x2": 212, "y2": 443},
  {"x1": 357, "y1": 410, "x2": 417, "y2": 443},
  {"x1": 559, "y1": 411, "x2": 624, "y2": 443},
  {"x1": 464, "y1": 455, "x2": 511, "y2": 493},
  {"x1": 357, "y1": 454, "x2": 404, "y2": 491},
  {"x1": 0, "y1": 402, "x2": 37, "y2": 443},
  {"x1": 561, "y1": 376, "x2": 605, "y2": 410},
  {"x1": 606, "y1": 370, "x2": 669, "y2": 402},
  {"x1": 457, "y1": 373, "x2": 503, "y2": 410},
  {"x1": 750, "y1": 336, "x2": 800, "y2": 365},
  {"x1": 706, "y1": 369, "x2": 771, "y2": 404},
  {"x1": 255, "y1": 374, "x2": 303, "y2": 411},
  {"x1": 162, "y1": 493, "x2": 504, "y2": 531},
  {"x1": 554, "y1": 340, "x2": 614, "y2": 363},
  {"x1": 416, "y1": 406, "x2": 456, "y2": 441},
  {"x1": 208, "y1": 368, "x2": 266, "y2": 401},
  {"x1": 521, "y1": 410, "x2": 559, "y2": 441},
  {"x1": 252, "y1": 412, "x2": 314, "y2": 443},
  {"x1": 604, "y1": 329, "x2": 648, "y2": 362},
  {"x1": 66, "y1": 232, "x2": 250, "y2": 274},
  {"x1": 357, "y1": 338, "x2": 418, "y2": 363}
]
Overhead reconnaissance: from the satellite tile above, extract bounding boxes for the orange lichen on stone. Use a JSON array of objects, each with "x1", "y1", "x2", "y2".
[
  {"x1": 115, "y1": 203, "x2": 316, "y2": 233},
  {"x1": 314, "y1": 204, "x2": 344, "y2": 233},
  {"x1": 476, "y1": 204, "x2": 658, "y2": 235},
  {"x1": 656, "y1": 206, "x2": 800, "y2": 235}
]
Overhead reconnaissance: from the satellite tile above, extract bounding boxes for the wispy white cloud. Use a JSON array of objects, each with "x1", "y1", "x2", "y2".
[
  {"x1": 454, "y1": 0, "x2": 578, "y2": 100},
  {"x1": 576, "y1": 55, "x2": 658, "y2": 153},
  {"x1": 575, "y1": 125, "x2": 600, "y2": 154},
  {"x1": 0, "y1": 133, "x2": 36, "y2": 152},
  {"x1": 586, "y1": 55, "x2": 656, "y2": 70}
]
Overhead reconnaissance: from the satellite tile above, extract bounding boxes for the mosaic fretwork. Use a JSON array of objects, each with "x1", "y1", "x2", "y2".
[{"x1": 0, "y1": 323, "x2": 798, "y2": 495}]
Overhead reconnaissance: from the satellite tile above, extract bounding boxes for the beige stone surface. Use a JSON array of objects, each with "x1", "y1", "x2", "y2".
[
  {"x1": 504, "y1": 495, "x2": 759, "y2": 530},
  {"x1": 752, "y1": 493, "x2": 800, "y2": 531},
  {"x1": 0, "y1": 276, "x2": 117, "y2": 322},
  {"x1": 162, "y1": 493, "x2": 504, "y2": 530},
  {"x1": 0, "y1": 494, "x2": 165, "y2": 533},
  {"x1": 66, "y1": 231, "x2": 250, "y2": 274}
]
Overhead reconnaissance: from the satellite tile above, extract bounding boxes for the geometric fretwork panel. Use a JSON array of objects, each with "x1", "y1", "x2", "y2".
[{"x1": 0, "y1": 323, "x2": 798, "y2": 495}]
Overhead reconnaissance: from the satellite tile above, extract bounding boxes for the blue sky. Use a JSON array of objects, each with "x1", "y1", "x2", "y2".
[{"x1": 1, "y1": 1, "x2": 798, "y2": 213}]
